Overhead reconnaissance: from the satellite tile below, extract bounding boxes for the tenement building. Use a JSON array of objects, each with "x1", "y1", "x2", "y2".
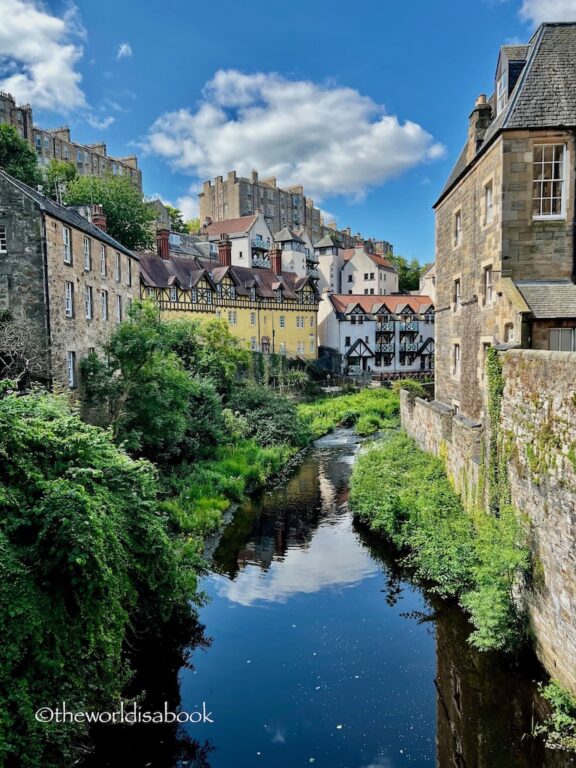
[
  {"x1": 0, "y1": 170, "x2": 139, "y2": 390},
  {"x1": 0, "y1": 91, "x2": 142, "y2": 191},
  {"x1": 138, "y1": 235, "x2": 320, "y2": 359},
  {"x1": 434, "y1": 23, "x2": 576, "y2": 420}
]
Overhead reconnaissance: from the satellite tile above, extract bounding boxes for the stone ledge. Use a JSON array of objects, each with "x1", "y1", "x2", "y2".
[{"x1": 502, "y1": 348, "x2": 576, "y2": 363}]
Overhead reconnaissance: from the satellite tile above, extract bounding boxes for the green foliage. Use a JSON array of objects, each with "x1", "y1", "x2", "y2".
[
  {"x1": 392, "y1": 379, "x2": 428, "y2": 400},
  {"x1": 229, "y1": 385, "x2": 311, "y2": 448},
  {"x1": 0, "y1": 124, "x2": 43, "y2": 187},
  {"x1": 165, "y1": 205, "x2": 189, "y2": 233},
  {"x1": 298, "y1": 389, "x2": 400, "y2": 439},
  {"x1": 349, "y1": 431, "x2": 530, "y2": 651},
  {"x1": 0, "y1": 390, "x2": 194, "y2": 765},
  {"x1": 486, "y1": 347, "x2": 506, "y2": 512},
  {"x1": 535, "y1": 680, "x2": 576, "y2": 752},
  {"x1": 186, "y1": 216, "x2": 201, "y2": 234},
  {"x1": 64, "y1": 173, "x2": 155, "y2": 249},
  {"x1": 389, "y1": 254, "x2": 424, "y2": 292},
  {"x1": 44, "y1": 158, "x2": 77, "y2": 199},
  {"x1": 355, "y1": 413, "x2": 384, "y2": 436}
]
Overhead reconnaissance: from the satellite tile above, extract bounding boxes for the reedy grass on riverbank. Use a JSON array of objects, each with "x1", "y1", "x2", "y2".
[
  {"x1": 349, "y1": 430, "x2": 530, "y2": 653},
  {"x1": 298, "y1": 388, "x2": 399, "y2": 438}
]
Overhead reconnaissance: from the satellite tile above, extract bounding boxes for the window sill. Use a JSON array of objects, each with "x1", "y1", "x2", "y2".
[{"x1": 532, "y1": 215, "x2": 566, "y2": 223}]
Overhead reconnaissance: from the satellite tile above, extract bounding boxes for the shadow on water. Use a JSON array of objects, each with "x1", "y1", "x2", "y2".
[{"x1": 86, "y1": 431, "x2": 572, "y2": 767}]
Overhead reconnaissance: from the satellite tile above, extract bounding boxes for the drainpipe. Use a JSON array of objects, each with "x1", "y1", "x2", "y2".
[{"x1": 40, "y1": 212, "x2": 53, "y2": 388}]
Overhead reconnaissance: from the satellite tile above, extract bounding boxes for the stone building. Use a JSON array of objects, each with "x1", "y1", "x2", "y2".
[
  {"x1": 0, "y1": 91, "x2": 142, "y2": 191},
  {"x1": 434, "y1": 23, "x2": 576, "y2": 420},
  {"x1": 0, "y1": 170, "x2": 139, "y2": 390},
  {"x1": 138, "y1": 236, "x2": 320, "y2": 359},
  {"x1": 318, "y1": 293, "x2": 434, "y2": 375},
  {"x1": 199, "y1": 170, "x2": 323, "y2": 242}
]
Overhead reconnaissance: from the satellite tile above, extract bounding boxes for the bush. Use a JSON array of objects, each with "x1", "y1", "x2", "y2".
[
  {"x1": 229, "y1": 385, "x2": 310, "y2": 448},
  {"x1": 349, "y1": 431, "x2": 529, "y2": 652},
  {"x1": 298, "y1": 389, "x2": 400, "y2": 439},
  {"x1": 392, "y1": 379, "x2": 428, "y2": 400},
  {"x1": 355, "y1": 413, "x2": 383, "y2": 436},
  {"x1": 535, "y1": 680, "x2": 576, "y2": 752}
]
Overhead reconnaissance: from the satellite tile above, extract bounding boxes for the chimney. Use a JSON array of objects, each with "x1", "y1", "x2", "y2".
[
  {"x1": 251, "y1": 169, "x2": 259, "y2": 183},
  {"x1": 467, "y1": 94, "x2": 492, "y2": 162},
  {"x1": 91, "y1": 204, "x2": 107, "y2": 232},
  {"x1": 218, "y1": 236, "x2": 232, "y2": 267},
  {"x1": 270, "y1": 245, "x2": 283, "y2": 276},
  {"x1": 157, "y1": 228, "x2": 170, "y2": 260}
]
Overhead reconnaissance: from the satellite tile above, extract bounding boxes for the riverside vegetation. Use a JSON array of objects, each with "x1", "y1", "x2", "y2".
[{"x1": 0, "y1": 301, "x2": 397, "y2": 766}]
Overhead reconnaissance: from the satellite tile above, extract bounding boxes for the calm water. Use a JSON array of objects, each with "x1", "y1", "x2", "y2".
[{"x1": 87, "y1": 431, "x2": 573, "y2": 768}]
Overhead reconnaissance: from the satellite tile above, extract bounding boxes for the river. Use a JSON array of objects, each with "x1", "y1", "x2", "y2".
[{"x1": 87, "y1": 430, "x2": 573, "y2": 768}]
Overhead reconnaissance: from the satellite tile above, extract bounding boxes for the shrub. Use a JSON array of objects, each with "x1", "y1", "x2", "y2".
[
  {"x1": 298, "y1": 389, "x2": 400, "y2": 439},
  {"x1": 355, "y1": 413, "x2": 382, "y2": 436},
  {"x1": 229, "y1": 385, "x2": 310, "y2": 448},
  {"x1": 535, "y1": 680, "x2": 576, "y2": 752},
  {"x1": 392, "y1": 379, "x2": 428, "y2": 400}
]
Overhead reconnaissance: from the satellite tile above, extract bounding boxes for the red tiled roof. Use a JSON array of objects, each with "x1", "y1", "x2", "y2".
[
  {"x1": 330, "y1": 294, "x2": 433, "y2": 314},
  {"x1": 204, "y1": 215, "x2": 257, "y2": 237}
]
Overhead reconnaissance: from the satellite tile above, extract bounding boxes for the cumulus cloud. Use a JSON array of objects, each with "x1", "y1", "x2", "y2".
[
  {"x1": 144, "y1": 70, "x2": 445, "y2": 201},
  {"x1": 519, "y1": 0, "x2": 576, "y2": 25},
  {"x1": 116, "y1": 42, "x2": 132, "y2": 60},
  {"x1": 176, "y1": 193, "x2": 199, "y2": 220},
  {"x1": 0, "y1": 0, "x2": 85, "y2": 111},
  {"x1": 85, "y1": 113, "x2": 115, "y2": 130}
]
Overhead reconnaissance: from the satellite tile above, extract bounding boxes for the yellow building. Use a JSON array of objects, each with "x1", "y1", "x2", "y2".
[{"x1": 138, "y1": 239, "x2": 319, "y2": 359}]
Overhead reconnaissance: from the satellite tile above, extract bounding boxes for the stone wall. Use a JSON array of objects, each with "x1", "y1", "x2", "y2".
[{"x1": 401, "y1": 349, "x2": 576, "y2": 693}]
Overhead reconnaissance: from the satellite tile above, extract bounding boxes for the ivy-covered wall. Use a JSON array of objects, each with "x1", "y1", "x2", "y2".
[{"x1": 401, "y1": 348, "x2": 576, "y2": 694}]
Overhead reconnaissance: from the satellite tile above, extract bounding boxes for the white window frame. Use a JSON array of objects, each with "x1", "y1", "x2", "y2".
[
  {"x1": 0, "y1": 225, "x2": 6, "y2": 253},
  {"x1": 114, "y1": 252, "x2": 121, "y2": 282},
  {"x1": 101, "y1": 289, "x2": 108, "y2": 321},
  {"x1": 279, "y1": 315, "x2": 285, "y2": 328},
  {"x1": 250, "y1": 311, "x2": 256, "y2": 326},
  {"x1": 484, "y1": 182, "x2": 494, "y2": 225},
  {"x1": 83, "y1": 236, "x2": 91, "y2": 271},
  {"x1": 66, "y1": 351, "x2": 76, "y2": 388},
  {"x1": 63, "y1": 226, "x2": 72, "y2": 264},
  {"x1": 496, "y1": 70, "x2": 508, "y2": 114},
  {"x1": 532, "y1": 144, "x2": 567, "y2": 220},
  {"x1": 115, "y1": 294, "x2": 122, "y2": 323},
  {"x1": 549, "y1": 328, "x2": 575, "y2": 352},
  {"x1": 170, "y1": 287, "x2": 178, "y2": 302},
  {"x1": 64, "y1": 281, "x2": 74, "y2": 318},
  {"x1": 85, "y1": 285, "x2": 93, "y2": 320},
  {"x1": 100, "y1": 244, "x2": 106, "y2": 276},
  {"x1": 484, "y1": 266, "x2": 494, "y2": 305}
]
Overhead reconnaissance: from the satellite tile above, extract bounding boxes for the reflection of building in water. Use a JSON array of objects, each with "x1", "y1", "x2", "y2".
[{"x1": 435, "y1": 607, "x2": 572, "y2": 768}]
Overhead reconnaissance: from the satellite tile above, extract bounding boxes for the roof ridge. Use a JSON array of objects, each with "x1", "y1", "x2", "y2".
[{"x1": 501, "y1": 24, "x2": 545, "y2": 130}]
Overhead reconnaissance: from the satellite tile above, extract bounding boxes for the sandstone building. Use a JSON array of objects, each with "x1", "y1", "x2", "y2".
[
  {"x1": 434, "y1": 23, "x2": 576, "y2": 420},
  {"x1": 0, "y1": 91, "x2": 142, "y2": 191},
  {"x1": 0, "y1": 170, "x2": 139, "y2": 390}
]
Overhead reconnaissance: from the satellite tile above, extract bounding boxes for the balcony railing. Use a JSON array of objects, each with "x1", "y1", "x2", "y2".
[
  {"x1": 377, "y1": 321, "x2": 394, "y2": 332},
  {"x1": 400, "y1": 342, "x2": 419, "y2": 352},
  {"x1": 400, "y1": 321, "x2": 418, "y2": 332},
  {"x1": 306, "y1": 267, "x2": 319, "y2": 279},
  {"x1": 252, "y1": 255, "x2": 271, "y2": 269},
  {"x1": 376, "y1": 343, "x2": 395, "y2": 353},
  {"x1": 252, "y1": 238, "x2": 270, "y2": 250}
]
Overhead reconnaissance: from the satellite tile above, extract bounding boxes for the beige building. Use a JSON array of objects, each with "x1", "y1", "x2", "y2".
[
  {"x1": 0, "y1": 170, "x2": 139, "y2": 391},
  {"x1": 434, "y1": 23, "x2": 576, "y2": 420},
  {"x1": 199, "y1": 170, "x2": 323, "y2": 242},
  {"x1": 0, "y1": 91, "x2": 142, "y2": 191}
]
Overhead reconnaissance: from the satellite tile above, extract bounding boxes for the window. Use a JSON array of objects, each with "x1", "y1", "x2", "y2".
[
  {"x1": 310, "y1": 316, "x2": 314, "y2": 328},
  {"x1": 239, "y1": 251, "x2": 243, "y2": 259},
  {"x1": 275, "y1": 289, "x2": 282, "y2": 303},
  {"x1": 250, "y1": 312, "x2": 256, "y2": 326},
  {"x1": 347, "y1": 274, "x2": 353, "y2": 283},
  {"x1": 364, "y1": 289, "x2": 369, "y2": 295},
  {"x1": 85, "y1": 286, "x2": 93, "y2": 319},
  {"x1": 369, "y1": 272, "x2": 374, "y2": 280},
  {"x1": 370, "y1": 288, "x2": 374, "y2": 295},
  {"x1": 115, "y1": 295, "x2": 122, "y2": 323},
  {"x1": 192, "y1": 288, "x2": 198, "y2": 303},
  {"x1": 504, "y1": 323, "x2": 514, "y2": 343},
  {"x1": 0, "y1": 225, "x2": 6, "y2": 253},
  {"x1": 99, "y1": 244, "x2": 106, "y2": 276},
  {"x1": 309, "y1": 334, "x2": 315, "y2": 353},
  {"x1": 83, "y1": 237, "x2": 91, "y2": 271},
  {"x1": 250, "y1": 337, "x2": 257, "y2": 350},
  {"x1": 296, "y1": 316, "x2": 305, "y2": 329},
  {"x1": 297, "y1": 342, "x2": 305, "y2": 354},
  {"x1": 227, "y1": 310, "x2": 237, "y2": 325},
  {"x1": 63, "y1": 226, "x2": 72, "y2": 264},
  {"x1": 351, "y1": 316, "x2": 356, "y2": 324},
  {"x1": 549, "y1": 328, "x2": 574, "y2": 351},
  {"x1": 66, "y1": 351, "x2": 76, "y2": 388},
  {"x1": 364, "y1": 273, "x2": 369, "y2": 280},
  {"x1": 64, "y1": 281, "x2": 74, "y2": 317},
  {"x1": 533, "y1": 144, "x2": 566, "y2": 218},
  {"x1": 127, "y1": 258, "x2": 132, "y2": 287},
  {"x1": 114, "y1": 252, "x2": 121, "y2": 282},
  {"x1": 484, "y1": 266, "x2": 494, "y2": 304},
  {"x1": 484, "y1": 182, "x2": 494, "y2": 225},
  {"x1": 496, "y1": 70, "x2": 508, "y2": 114},
  {"x1": 280, "y1": 342, "x2": 286, "y2": 355},
  {"x1": 345, "y1": 336, "x2": 351, "y2": 347},
  {"x1": 453, "y1": 343, "x2": 461, "y2": 376},
  {"x1": 170, "y1": 287, "x2": 178, "y2": 302},
  {"x1": 279, "y1": 315, "x2": 285, "y2": 328},
  {"x1": 453, "y1": 401, "x2": 460, "y2": 416},
  {"x1": 357, "y1": 315, "x2": 364, "y2": 325},
  {"x1": 453, "y1": 278, "x2": 461, "y2": 310},
  {"x1": 206, "y1": 291, "x2": 213, "y2": 305},
  {"x1": 454, "y1": 211, "x2": 462, "y2": 246},
  {"x1": 101, "y1": 290, "x2": 108, "y2": 320}
]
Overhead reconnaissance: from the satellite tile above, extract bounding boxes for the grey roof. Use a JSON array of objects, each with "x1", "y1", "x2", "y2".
[
  {"x1": 437, "y1": 23, "x2": 576, "y2": 205},
  {"x1": 274, "y1": 226, "x2": 304, "y2": 244},
  {"x1": 0, "y1": 170, "x2": 137, "y2": 259},
  {"x1": 500, "y1": 44, "x2": 529, "y2": 62},
  {"x1": 515, "y1": 280, "x2": 576, "y2": 319},
  {"x1": 313, "y1": 235, "x2": 337, "y2": 249}
]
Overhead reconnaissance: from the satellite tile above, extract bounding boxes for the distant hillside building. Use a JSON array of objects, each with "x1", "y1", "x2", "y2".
[{"x1": 0, "y1": 91, "x2": 142, "y2": 191}]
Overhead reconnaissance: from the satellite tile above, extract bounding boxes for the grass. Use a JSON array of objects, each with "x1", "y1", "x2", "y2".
[{"x1": 298, "y1": 388, "x2": 400, "y2": 439}]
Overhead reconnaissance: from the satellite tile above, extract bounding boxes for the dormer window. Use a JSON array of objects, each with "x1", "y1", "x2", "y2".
[
  {"x1": 496, "y1": 69, "x2": 508, "y2": 114},
  {"x1": 275, "y1": 288, "x2": 282, "y2": 303}
]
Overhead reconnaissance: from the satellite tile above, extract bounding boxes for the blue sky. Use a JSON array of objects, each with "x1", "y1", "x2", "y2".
[{"x1": 1, "y1": 0, "x2": 573, "y2": 261}]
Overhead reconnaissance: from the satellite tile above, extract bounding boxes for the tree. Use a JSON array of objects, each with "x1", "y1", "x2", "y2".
[
  {"x1": 186, "y1": 217, "x2": 201, "y2": 234},
  {"x1": 0, "y1": 124, "x2": 43, "y2": 187},
  {"x1": 166, "y1": 205, "x2": 188, "y2": 233},
  {"x1": 389, "y1": 254, "x2": 424, "y2": 292},
  {"x1": 0, "y1": 311, "x2": 50, "y2": 387},
  {"x1": 44, "y1": 158, "x2": 77, "y2": 200},
  {"x1": 64, "y1": 174, "x2": 155, "y2": 249}
]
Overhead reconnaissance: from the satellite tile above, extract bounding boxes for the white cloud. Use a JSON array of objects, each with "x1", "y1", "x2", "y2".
[
  {"x1": 144, "y1": 69, "x2": 445, "y2": 201},
  {"x1": 116, "y1": 42, "x2": 132, "y2": 60},
  {"x1": 0, "y1": 0, "x2": 85, "y2": 111},
  {"x1": 176, "y1": 192, "x2": 199, "y2": 220},
  {"x1": 519, "y1": 0, "x2": 576, "y2": 25},
  {"x1": 85, "y1": 113, "x2": 115, "y2": 130}
]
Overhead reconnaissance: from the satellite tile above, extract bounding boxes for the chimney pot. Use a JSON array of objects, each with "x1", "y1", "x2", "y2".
[
  {"x1": 157, "y1": 228, "x2": 170, "y2": 260},
  {"x1": 476, "y1": 94, "x2": 487, "y2": 106}
]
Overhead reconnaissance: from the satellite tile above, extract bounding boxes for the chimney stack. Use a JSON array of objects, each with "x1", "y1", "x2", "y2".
[
  {"x1": 157, "y1": 228, "x2": 170, "y2": 260},
  {"x1": 218, "y1": 236, "x2": 232, "y2": 267},
  {"x1": 270, "y1": 245, "x2": 283, "y2": 276},
  {"x1": 467, "y1": 94, "x2": 492, "y2": 162},
  {"x1": 91, "y1": 204, "x2": 107, "y2": 232}
]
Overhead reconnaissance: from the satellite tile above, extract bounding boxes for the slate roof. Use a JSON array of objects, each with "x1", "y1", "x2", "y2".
[
  {"x1": 0, "y1": 169, "x2": 137, "y2": 259},
  {"x1": 330, "y1": 294, "x2": 433, "y2": 316},
  {"x1": 204, "y1": 215, "x2": 257, "y2": 237},
  {"x1": 515, "y1": 280, "x2": 576, "y2": 319},
  {"x1": 341, "y1": 247, "x2": 396, "y2": 271},
  {"x1": 437, "y1": 23, "x2": 576, "y2": 205},
  {"x1": 274, "y1": 226, "x2": 304, "y2": 244},
  {"x1": 314, "y1": 235, "x2": 338, "y2": 249}
]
